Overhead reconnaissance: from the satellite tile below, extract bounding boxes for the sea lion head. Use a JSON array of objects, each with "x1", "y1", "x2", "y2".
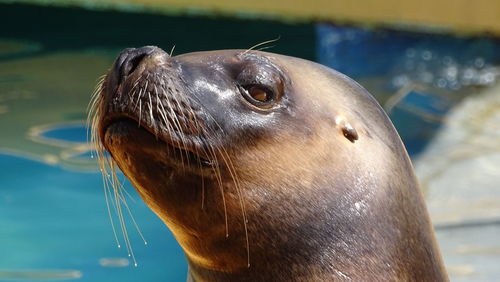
[{"x1": 90, "y1": 46, "x2": 445, "y2": 280}]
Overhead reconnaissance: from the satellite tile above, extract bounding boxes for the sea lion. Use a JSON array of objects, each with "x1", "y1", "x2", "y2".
[{"x1": 89, "y1": 46, "x2": 449, "y2": 281}]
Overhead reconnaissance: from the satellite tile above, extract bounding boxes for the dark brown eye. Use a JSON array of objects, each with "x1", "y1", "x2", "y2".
[
  {"x1": 240, "y1": 84, "x2": 275, "y2": 107},
  {"x1": 248, "y1": 86, "x2": 271, "y2": 102}
]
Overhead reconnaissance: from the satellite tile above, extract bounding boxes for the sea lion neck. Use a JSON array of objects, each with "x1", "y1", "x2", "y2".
[
  {"x1": 155, "y1": 131, "x2": 438, "y2": 281},
  {"x1": 181, "y1": 160, "x2": 442, "y2": 282}
]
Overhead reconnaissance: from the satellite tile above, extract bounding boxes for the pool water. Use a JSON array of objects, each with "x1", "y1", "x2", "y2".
[
  {"x1": 1, "y1": 122, "x2": 189, "y2": 279},
  {"x1": 40, "y1": 124, "x2": 88, "y2": 144},
  {"x1": 0, "y1": 153, "x2": 187, "y2": 281}
]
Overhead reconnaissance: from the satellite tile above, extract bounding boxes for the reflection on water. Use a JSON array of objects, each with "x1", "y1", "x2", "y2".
[
  {"x1": 98, "y1": 258, "x2": 130, "y2": 268},
  {"x1": 26, "y1": 122, "x2": 97, "y2": 170},
  {"x1": 390, "y1": 48, "x2": 499, "y2": 91},
  {"x1": 0, "y1": 39, "x2": 42, "y2": 60},
  {"x1": 37, "y1": 123, "x2": 88, "y2": 144},
  {"x1": 0, "y1": 269, "x2": 82, "y2": 280}
]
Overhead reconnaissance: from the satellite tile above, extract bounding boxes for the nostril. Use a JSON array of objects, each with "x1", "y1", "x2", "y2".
[
  {"x1": 122, "y1": 53, "x2": 147, "y2": 77},
  {"x1": 116, "y1": 46, "x2": 159, "y2": 83}
]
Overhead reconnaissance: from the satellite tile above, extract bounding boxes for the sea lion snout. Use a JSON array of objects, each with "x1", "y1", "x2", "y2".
[
  {"x1": 113, "y1": 46, "x2": 163, "y2": 84},
  {"x1": 97, "y1": 46, "x2": 215, "y2": 170}
]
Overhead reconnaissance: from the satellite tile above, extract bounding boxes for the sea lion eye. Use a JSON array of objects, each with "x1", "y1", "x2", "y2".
[
  {"x1": 240, "y1": 84, "x2": 275, "y2": 107},
  {"x1": 248, "y1": 85, "x2": 272, "y2": 102}
]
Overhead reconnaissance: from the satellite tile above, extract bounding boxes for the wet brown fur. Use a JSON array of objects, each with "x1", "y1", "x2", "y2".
[{"x1": 91, "y1": 48, "x2": 448, "y2": 281}]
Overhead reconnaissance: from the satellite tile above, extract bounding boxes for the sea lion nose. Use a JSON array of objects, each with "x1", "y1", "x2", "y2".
[{"x1": 114, "y1": 46, "x2": 161, "y2": 84}]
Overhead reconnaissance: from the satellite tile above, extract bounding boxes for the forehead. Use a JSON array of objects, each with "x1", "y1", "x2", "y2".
[
  {"x1": 172, "y1": 50, "x2": 289, "y2": 87},
  {"x1": 174, "y1": 50, "x2": 241, "y2": 64},
  {"x1": 173, "y1": 50, "x2": 289, "y2": 67}
]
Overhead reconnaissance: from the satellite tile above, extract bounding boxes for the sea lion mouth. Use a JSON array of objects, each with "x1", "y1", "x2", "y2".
[{"x1": 102, "y1": 115, "x2": 215, "y2": 168}]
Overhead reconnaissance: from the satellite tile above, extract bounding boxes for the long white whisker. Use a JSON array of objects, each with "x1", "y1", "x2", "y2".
[{"x1": 243, "y1": 36, "x2": 281, "y2": 55}]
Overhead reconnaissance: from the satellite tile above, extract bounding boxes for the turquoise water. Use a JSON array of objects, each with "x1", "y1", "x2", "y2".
[
  {"x1": 0, "y1": 152, "x2": 187, "y2": 281},
  {"x1": 40, "y1": 125, "x2": 87, "y2": 143}
]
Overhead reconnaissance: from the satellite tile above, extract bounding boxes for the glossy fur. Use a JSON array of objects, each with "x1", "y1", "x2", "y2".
[{"x1": 95, "y1": 47, "x2": 448, "y2": 281}]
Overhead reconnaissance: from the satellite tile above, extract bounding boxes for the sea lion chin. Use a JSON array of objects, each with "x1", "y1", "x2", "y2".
[{"x1": 90, "y1": 46, "x2": 449, "y2": 281}]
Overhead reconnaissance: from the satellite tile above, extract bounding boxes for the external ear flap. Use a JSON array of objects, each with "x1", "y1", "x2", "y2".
[{"x1": 335, "y1": 116, "x2": 358, "y2": 143}]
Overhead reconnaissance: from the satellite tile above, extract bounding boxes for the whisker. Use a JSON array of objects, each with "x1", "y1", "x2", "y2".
[
  {"x1": 197, "y1": 105, "x2": 251, "y2": 267},
  {"x1": 158, "y1": 76, "x2": 187, "y2": 167},
  {"x1": 187, "y1": 93, "x2": 232, "y2": 238},
  {"x1": 209, "y1": 144, "x2": 228, "y2": 237},
  {"x1": 138, "y1": 99, "x2": 142, "y2": 127},
  {"x1": 147, "y1": 91, "x2": 156, "y2": 136},
  {"x1": 169, "y1": 84, "x2": 192, "y2": 168},
  {"x1": 243, "y1": 36, "x2": 281, "y2": 55},
  {"x1": 133, "y1": 87, "x2": 144, "y2": 112},
  {"x1": 217, "y1": 145, "x2": 250, "y2": 267},
  {"x1": 116, "y1": 185, "x2": 148, "y2": 246},
  {"x1": 110, "y1": 163, "x2": 138, "y2": 267},
  {"x1": 89, "y1": 72, "x2": 147, "y2": 267},
  {"x1": 102, "y1": 160, "x2": 121, "y2": 248},
  {"x1": 256, "y1": 45, "x2": 275, "y2": 52}
]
